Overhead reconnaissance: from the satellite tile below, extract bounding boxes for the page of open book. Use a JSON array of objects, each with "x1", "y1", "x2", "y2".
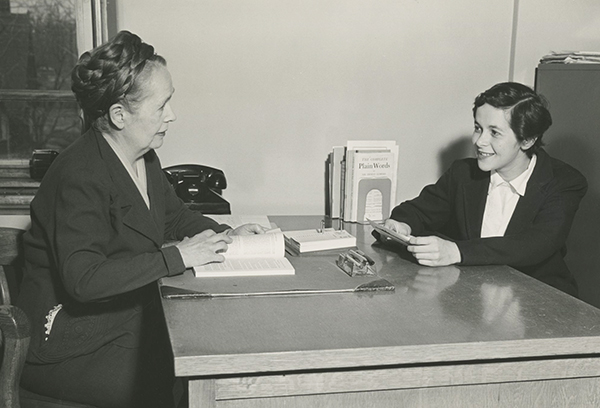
[
  {"x1": 193, "y1": 257, "x2": 294, "y2": 277},
  {"x1": 222, "y1": 230, "x2": 285, "y2": 259}
]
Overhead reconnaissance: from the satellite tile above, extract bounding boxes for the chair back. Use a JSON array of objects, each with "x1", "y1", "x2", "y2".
[
  {"x1": 1, "y1": 227, "x2": 29, "y2": 408},
  {"x1": 0, "y1": 227, "x2": 98, "y2": 408},
  {"x1": 1, "y1": 227, "x2": 26, "y2": 305}
]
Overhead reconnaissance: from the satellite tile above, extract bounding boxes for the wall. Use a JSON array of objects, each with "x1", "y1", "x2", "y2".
[
  {"x1": 114, "y1": 0, "x2": 513, "y2": 215},
  {"x1": 512, "y1": 0, "x2": 600, "y2": 86}
]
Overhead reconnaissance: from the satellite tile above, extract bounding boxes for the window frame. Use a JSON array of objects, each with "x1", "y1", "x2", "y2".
[{"x1": 0, "y1": 0, "x2": 108, "y2": 164}]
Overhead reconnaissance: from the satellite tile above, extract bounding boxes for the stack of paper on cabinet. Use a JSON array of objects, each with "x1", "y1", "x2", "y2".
[
  {"x1": 284, "y1": 228, "x2": 357, "y2": 255},
  {"x1": 193, "y1": 229, "x2": 295, "y2": 277}
]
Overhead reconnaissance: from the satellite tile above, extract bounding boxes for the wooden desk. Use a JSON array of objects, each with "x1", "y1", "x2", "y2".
[{"x1": 160, "y1": 216, "x2": 600, "y2": 408}]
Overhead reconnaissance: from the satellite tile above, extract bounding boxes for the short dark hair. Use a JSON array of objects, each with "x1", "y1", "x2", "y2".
[
  {"x1": 71, "y1": 30, "x2": 166, "y2": 132},
  {"x1": 473, "y1": 82, "x2": 552, "y2": 157}
]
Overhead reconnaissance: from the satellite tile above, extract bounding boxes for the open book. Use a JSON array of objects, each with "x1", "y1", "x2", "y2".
[{"x1": 193, "y1": 229, "x2": 295, "y2": 277}]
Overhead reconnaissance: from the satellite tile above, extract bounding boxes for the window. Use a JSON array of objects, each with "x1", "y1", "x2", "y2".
[
  {"x1": 0, "y1": 0, "x2": 107, "y2": 160},
  {"x1": 0, "y1": 0, "x2": 109, "y2": 213}
]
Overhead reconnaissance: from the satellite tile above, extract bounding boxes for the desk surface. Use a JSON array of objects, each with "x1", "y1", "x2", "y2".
[{"x1": 160, "y1": 216, "x2": 600, "y2": 378}]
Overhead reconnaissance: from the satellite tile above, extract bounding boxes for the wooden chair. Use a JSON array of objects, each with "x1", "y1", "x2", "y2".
[{"x1": 0, "y1": 227, "x2": 97, "y2": 408}]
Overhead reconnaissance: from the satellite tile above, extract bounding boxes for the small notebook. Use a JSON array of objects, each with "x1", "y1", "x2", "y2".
[
  {"x1": 284, "y1": 228, "x2": 357, "y2": 255},
  {"x1": 368, "y1": 219, "x2": 412, "y2": 246}
]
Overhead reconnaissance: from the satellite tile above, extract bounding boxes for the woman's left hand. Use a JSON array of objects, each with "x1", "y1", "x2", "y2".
[
  {"x1": 406, "y1": 235, "x2": 461, "y2": 267},
  {"x1": 229, "y1": 223, "x2": 267, "y2": 236}
]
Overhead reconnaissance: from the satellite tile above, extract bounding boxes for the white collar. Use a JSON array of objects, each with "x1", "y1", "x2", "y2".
[{"x1": 489, "y1": 154, "x2": 537, "y2": 197}]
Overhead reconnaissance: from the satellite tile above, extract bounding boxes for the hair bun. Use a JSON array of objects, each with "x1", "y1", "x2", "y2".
[{"x1": 71, "y1": 31, "x2": 162, "y2": 127}]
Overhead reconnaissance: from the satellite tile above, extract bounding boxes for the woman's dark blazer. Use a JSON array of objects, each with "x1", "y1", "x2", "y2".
[
  {"x1": 17, "y1": 129, "x2": 229, "y2": 364},
  {"x1": 390, "y1": 149, "x2": 587, "y2": 296}
]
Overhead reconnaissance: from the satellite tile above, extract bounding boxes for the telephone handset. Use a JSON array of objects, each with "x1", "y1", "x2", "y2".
[{"x1": 163, "y1": 164, "x2": 227, "y2": 203}]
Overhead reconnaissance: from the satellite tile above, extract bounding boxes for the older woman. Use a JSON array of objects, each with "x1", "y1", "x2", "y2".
[
  {"x1": 17, "y1": 31, "x2": 262, "y2": 407},
  {"x1": 379, "y1": 82, "x2": 587, "y2": 296}
]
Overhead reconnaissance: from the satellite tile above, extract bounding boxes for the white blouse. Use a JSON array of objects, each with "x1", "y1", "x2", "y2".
[{"x1": 480, "y1": 154, "x2": 537, "y2": 238}]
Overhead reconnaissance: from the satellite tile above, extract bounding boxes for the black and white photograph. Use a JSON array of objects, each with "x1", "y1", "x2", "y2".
[{"x1": 2, "y1": 1, "x2": 600, "y2": 407}]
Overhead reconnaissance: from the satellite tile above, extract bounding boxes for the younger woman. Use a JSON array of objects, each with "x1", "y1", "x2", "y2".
[{"x1": 381, "y1": 82, "x2": 587, "y2": 296}]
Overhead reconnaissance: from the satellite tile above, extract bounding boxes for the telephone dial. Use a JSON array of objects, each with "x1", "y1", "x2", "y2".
[{"x1": 163, "y1": 164, "x2": 231, "y2": 214}]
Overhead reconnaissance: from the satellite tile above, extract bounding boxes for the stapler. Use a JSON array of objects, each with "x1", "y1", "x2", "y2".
[{"x1": 337, "y1": 249, "x2": 376, "y2": 277}]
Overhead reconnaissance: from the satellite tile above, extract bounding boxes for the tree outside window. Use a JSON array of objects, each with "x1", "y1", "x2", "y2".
[{"x1": 0, "y1": 0, "x2": 81, "y2": 159}]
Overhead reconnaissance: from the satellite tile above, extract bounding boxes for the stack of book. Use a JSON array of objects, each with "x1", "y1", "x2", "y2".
[
  {"x1": 325, "y1": 140, "x2": 398, "y2": 223},
  {"x1": 284, "y1": 228, "x2": 357, "y2": 256}
]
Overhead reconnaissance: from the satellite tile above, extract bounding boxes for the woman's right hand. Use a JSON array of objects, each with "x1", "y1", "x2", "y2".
[{"x1": 175, "y1": 230, "x2": 232, "y2": 268}]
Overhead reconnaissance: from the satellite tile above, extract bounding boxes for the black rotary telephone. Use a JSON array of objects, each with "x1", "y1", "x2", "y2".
[{"x1": 163, "y1": 164, "x2": 231, "y2": 214}]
